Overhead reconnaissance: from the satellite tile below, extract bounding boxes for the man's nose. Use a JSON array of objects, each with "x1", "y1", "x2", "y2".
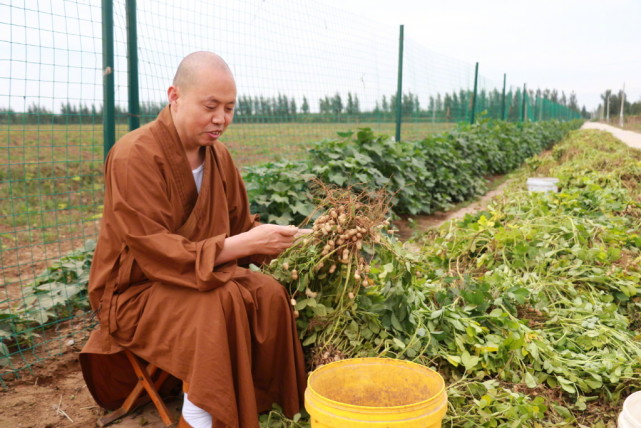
[{"x1": 211, "y1": 109, "x2": 223, "y2": 124}]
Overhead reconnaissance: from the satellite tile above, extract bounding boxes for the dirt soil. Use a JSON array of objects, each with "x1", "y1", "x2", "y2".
[
  {"x1": 0, "y1": 313, "x2": 183, "y2": 428},
  {"x1": 394, "y1": 178, "x2": 512, "y2": 240},
  {"x1": 2, "y1": 124, "x2": 639, "y2": 428},
  {"x1": 0, "y1": 342, "x2": 183, "y2": 428},
  {"x1": 0, "y1": 178, "x2": 512, "y2": 428}
]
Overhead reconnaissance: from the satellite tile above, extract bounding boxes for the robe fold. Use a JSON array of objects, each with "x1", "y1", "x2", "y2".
[{"x1": 79, "y1": 106, "x2": 307, "y2": 427}]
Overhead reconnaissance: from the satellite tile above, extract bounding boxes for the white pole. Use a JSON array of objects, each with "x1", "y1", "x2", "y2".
[
  {"x1": 619, "y1": 83, "x2": 625, "y2": 128},
  {"x1": 606, "y1": 94, "x2": 610, "y2": 122}
]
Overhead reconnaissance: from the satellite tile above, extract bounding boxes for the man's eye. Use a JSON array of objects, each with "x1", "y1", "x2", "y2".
[{"x1": 205, "y1": 105, "x2": 216, "y2": 110}]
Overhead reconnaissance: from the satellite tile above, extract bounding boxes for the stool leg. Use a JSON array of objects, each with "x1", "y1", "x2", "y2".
[
  {"x1": 97, "y1": 365, "x2": 158, "y2": 427},
  {"x1": 125, "y1": 351, "x2": 175, "y2": 427}
]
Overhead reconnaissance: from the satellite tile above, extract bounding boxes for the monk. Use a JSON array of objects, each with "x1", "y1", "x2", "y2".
[{"x1": 79, "y1": 52, "x2": 308, "y2": 428}]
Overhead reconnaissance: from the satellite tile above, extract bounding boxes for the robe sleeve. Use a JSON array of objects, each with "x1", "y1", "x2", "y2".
[
  {"x1": 221, "y1": 148, "x2": 260, "y2": 236},
  {"x1": 107, "y1": 145, "x2": 233, "y2": 292},
  {"x1": 217, "y1": 147, "x2": 275, "y2": 266}
]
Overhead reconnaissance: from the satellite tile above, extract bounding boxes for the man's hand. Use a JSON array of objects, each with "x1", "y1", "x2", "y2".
[
  {"x1": 216, "y1": 224, "x2": 301, "y2": 265},
  {"x1": 245, "y1": 224, "x2": 299, "y2": 255},
  {"x1": 295, "y1": 228, "x2": 313, "y2": 239}
]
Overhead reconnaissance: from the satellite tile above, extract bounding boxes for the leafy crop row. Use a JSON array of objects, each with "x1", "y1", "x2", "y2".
[
  {"x1": 264, "y1": 128, "x2": 641, "y2": 427},
  {"x1": 0, "y1": 241, "x2": 94, "y2": 368},
  {"x1": 245, "y1": 119, "x2": 582, "y2": 225},
  {"x1": 2, "y1": 120, "x2": 577, "y2": 372}
]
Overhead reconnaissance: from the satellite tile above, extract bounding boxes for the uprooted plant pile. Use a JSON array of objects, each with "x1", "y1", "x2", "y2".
[
  {"x1": 264, "y1": 184, "x2": 414, "y2": 368},
  {"x1": 262, "y1": 129, "x2": 641, "y2": 427}
]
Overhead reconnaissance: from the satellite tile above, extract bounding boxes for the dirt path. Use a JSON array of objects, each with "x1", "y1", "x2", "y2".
[
  {"x1": 581, "y1": 121, "x2": 641, "y2": 150},
  {"x1": 395, "y1": 178, "x2": 513, "y2": 240}
]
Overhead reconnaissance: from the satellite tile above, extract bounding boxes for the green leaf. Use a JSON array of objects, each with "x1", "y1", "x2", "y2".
[
  {"x1": 524, "y1": 372, "x2": 537, "y2": 388},
  {"x1": 328, "y1": 173, "x2": 346, "y2": 186},
  {"x1": 390, "y1": 313, "x2": 403, "y2": 331},
  {"x1": 312, "y1": 304, "x2": 327, "y2": 317},
  {"x1": 556, "y1": 376, "x2": 576, "y2": 394},
  {"x1": 446, "y1": 355, "x2": 461, "y2": 367},
  {"x1": 392, "y1": 338, "x2": 405, "y2": 350},
  {"x1": 553, "y1": 404, "x2": 573, "y2": 420},
  {"x1": 461, "y1": 350, "x2": 480, "y2": 371},
  {"x1": 302, "y1": 332, "x2": 317, "y2": 347},
  {"x1": 0, "y1": 342, "x2": 9, "y2": 356}
]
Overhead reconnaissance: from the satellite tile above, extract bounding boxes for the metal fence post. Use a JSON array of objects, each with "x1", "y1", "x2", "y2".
[
  {"x1": 619, "y1": 83, "x2": 626, "y2": 127},
  {"x1": 470, "y1": 62, "x2": 478, "y2": 124},
  {"x1": 102, "y1": 0, "x2": 115, "y2": 159},
  {"x1": 394, "y1": 24, "x2": 404, "y2": 142},
  {"x1": 538, "y1": 96, "x2": 543, "y2": 121},
  {"x1": 501, "y1": 73, "x2": 506, "y2": 121},
  {"x1": 126, "y1": 0, "x2": 140, "y2": 131},
  {"x1": 521, "y1": 83, "x2": 527, "y2": 122}
]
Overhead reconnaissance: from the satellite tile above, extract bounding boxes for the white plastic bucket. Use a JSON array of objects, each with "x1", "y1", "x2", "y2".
[
  {"x1": 526, "y1": 177, "x2": 559, "y2": 193},
  {"x1": 619, "y1": 391, "x2": 641, "y2": 428}
]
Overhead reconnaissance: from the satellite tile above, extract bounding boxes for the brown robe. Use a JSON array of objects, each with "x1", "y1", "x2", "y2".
[{"x1": 79, "y1": 106, "x2": 307, "y2": 427}]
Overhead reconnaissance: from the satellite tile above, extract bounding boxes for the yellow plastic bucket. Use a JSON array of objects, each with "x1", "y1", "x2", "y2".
[{"x1": 305, "y1": 357, "x2": 447, "y2": 427}]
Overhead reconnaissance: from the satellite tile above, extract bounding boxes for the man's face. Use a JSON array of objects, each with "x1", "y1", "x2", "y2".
[{"x1": 168, "y1": 67, "x2": 236, "y2": 150}]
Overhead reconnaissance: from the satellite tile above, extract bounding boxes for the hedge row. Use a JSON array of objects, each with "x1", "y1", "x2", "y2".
[{"x1": 244, "y1": 119, "x2": 584, "y2": 225}]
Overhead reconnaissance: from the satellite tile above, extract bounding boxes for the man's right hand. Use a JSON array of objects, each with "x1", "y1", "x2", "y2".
[
  {"x1": 245, "y1": 224, "x2": 299, "y2": 256},
  {"x1": 216, "y1": 224, "x2": 299, "y2": 266}
]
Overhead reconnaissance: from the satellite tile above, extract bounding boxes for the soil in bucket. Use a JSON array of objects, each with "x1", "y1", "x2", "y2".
[{"x1": 305, "y1": 357, "x2": 447, "y2": 427}]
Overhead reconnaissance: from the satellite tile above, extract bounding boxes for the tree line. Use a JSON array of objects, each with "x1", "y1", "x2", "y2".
[
  {"x1": 597, "y1": 89, "x2": 641, "y2": 118},
  {"x1": 0, "y1": 87, "x2": 587, "y2": 125}
]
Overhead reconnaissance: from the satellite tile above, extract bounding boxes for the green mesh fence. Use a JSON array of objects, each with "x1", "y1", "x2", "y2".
[
  {"x1": 0, "y1": 0, "x2": 583, "y2": 385},
  {"x1": 0, "y1": 0, "x2": 104, "y2": 386}
]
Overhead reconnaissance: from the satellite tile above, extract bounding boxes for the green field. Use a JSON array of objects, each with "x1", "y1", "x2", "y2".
[
  {"x1": 0, "y1": 121, "x2": 453, "y2": 265},
  {"x1": 223, "y1": 121, "x2": 454, "y2": 166}
]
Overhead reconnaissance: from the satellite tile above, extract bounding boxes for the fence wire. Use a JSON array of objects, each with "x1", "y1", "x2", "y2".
[{"x1": 0, "y1": 0, "x2": 582, "y2": 385}]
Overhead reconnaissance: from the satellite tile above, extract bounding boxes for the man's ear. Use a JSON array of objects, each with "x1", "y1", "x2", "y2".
[{"x1": 167, "y1": 85, "x2": 179, "y2": 109}]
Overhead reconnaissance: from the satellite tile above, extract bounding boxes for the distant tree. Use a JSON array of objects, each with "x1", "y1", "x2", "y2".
[
  {"x1": 0, "y1": 107, "x2": 16, "y2": 124},
  {"x1": 508, "y1": 88, "x2": 521, "y2": 121},
  {"x1": 331, "y1": 93, "x2": 343, "y2": 115},
  {"x1": 568, "y1": 91, "x2": 579, "y2": 113},
  {"x1": 319, "y1": 96, "x2": 331, "y2": 115},
  {"x1": 600, "y1": 90, "x2": 612, "y2": 120},
  {"x1": 581, "y1": 105, "x2": 589, "y2": 118},
  {"x1": 401, "y1": 92, "x2": 420, "y2": 115},
  {"x1": 236, "y1": 95, "x2": 252, "y2": 118},
  {"x1": 345, "y1": 92, "x2": 361, "y2": 115},
  {"x1": 443, "y1": 93, "x2": 452, "y2": 121},
  {"x1": 301, "y1": 96, "x2": 310, "y2": 114},
  {"x1": 346, "y1": 92, "x2": 355, "y2": 115},
  {"x1": 289, "y1": 98, "x2": 297, "y2": 116}
]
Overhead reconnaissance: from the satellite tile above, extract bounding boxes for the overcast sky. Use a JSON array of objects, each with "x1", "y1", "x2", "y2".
[
  {"x1": 321, "y1": 0, "x2": 641, "y2": 110},
  {"x1": 1, "y1": 0, "x2": 638, "y2": 113}
]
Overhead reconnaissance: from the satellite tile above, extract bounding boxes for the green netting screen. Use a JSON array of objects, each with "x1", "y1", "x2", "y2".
[{"x1": 0, "y1": 0, "x2": 582, "y2": 385}]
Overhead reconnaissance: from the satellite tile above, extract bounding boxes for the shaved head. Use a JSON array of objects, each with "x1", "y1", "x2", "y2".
[
  {"x1": 167, "y1": 52, "x2": 237, "y2": 160},
  {"x1": 172, "y1": 51, "x2": 234, "y2": 93}
]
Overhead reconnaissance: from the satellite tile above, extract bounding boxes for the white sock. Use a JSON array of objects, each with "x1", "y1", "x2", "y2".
[{"x1": 182, "y1": 392, "x2": 212, "y2": 428}]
